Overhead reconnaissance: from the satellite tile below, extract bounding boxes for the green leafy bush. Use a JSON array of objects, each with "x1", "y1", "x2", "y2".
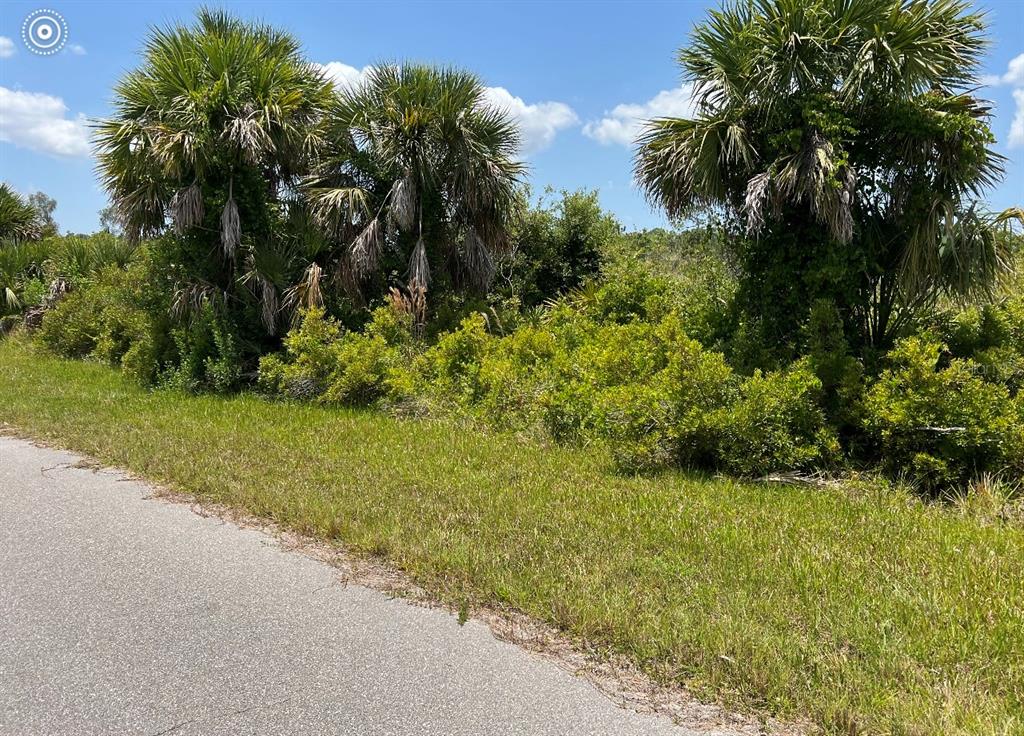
[
  {"x1": 596, "y1": 324, "x2": 737, "y2": 470},
  {"x1": 158, "y1": 304, "x2": 246, "y2": 394},
  {"x1": 715, "y1": 360, "x2": 838, "y2": 475},
  {"x1": 37, "y1": 260, "x2": 169, "y2": 385},
  {"x1": 416, "y1": 313, "x2": 493, "y2": 402},
  {"x1": 257, "y1": 306, "x2": 413, "y2": 406},
  {"x1": 937, "y1": 293, "x2": 1024, "y2": 393},
  {"x1": 257, "y1": 307, "x2": 342, "y2": 398},
  {"x1": 863, "y1": 336, "x2": 1023, "y2": 492},
  {"x1": 804, "y1": 299, "x2": 865, "y2": 439},
  {"x1": 605, "y1": 227, "x2": 737, "y2": 345},
  {"x1": 502, "y1": 189, "x2": 617, "y2": 308}
]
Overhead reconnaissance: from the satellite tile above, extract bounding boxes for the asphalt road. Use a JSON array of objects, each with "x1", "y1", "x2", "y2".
[{"x1": 0, "y1": 435, "x2": 758, "y2": 736}]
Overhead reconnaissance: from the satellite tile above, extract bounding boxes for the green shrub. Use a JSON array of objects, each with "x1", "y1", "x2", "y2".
[
  {"x1": 472, "y1": 323, "x2": 559, "y2": 429},
  {"x1": 417, "y1": 313, "x2": 493, "y2": 402},
  {"x1": 37, "y1": 287, "x2": 105, "y2": 357},
  {"x1": 161, "y1": 305, "x2": 243, "y2": 393},
  {"x1": 863, "y1": 336, "x2": 1022, "y2": 493},
  {"x1": 321, "y1": 332, "x2": 398, "y2": 406},
  {"x1": 605, "y1": 228, "x2": 737, "y2": 345},
  {"x1": 598, "y1": 329, "x2": 737, "y2": 471},
  {"x1": 19, "y1": 278, "x2": 47, "y2": 308},
  {"x1": 257, "y1": 305, "x2": 413, "y2": 406},
  {"x1": 37, "y1": 261, "x2": 168, "y2": 384},
  {"x1": 572, "y1": 261, "x2": 683, "y2": 326},
  {"x1": 255, "y1": 353, "x2": 288, "y2": 395},
  {"x1": 932, "y1": 291, "x2": 1024, "y2": 391},
  {"x1": 540, "y1": 317, "x2": 670, "y2": 442},
  {"x1": 502, "y1": 189, "x2": 616, "y2": 308},
  {"x1": 804, "y1": 299, "x2": 865, "y2": 435},
  {"x1": 715, "y1": 360, "x2": 838, "y2": 476},
  {"x1": 268, "y1": 307, "x2": 343, "y2": 398}
]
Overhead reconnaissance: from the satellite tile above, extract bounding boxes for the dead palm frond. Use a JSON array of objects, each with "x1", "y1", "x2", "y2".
[
  {"x1": 407, "y1": 235, "x2": 430, "y2": 290},
  {"x1": 462, "y1": 227, "x2": 494, "y2": 291},
  {"x1": 171, "y1": 281, "x2": 226, "y2": 321},
  {"x1": 169, "y1": 182, "x2": 204, "y2": 234},
  {"x1": 388, "y1": 173, "x2": 417, "y2": 233},
  {"x1": 349, "y1": 218, "x2": 382, "y2": 279},
  {"x1": 220, "y1": 195, "x2": 241, "y2": 260},
  {"x1": 282, "y1": 261, "x2": 325, "y2": 319}
]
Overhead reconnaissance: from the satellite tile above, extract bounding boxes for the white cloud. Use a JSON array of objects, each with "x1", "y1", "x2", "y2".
[
  {"x1": 318, "y1": 61, "x2": 374, "y2": 91},
  {"x1": 481, "y1": 87, "x2": 577, "y2": 155},
  {"x1": 0, "y1": 87, "x2": 91, "y2": 157},
  {"x1": 0, "y1": 37, "x2": 14, "y2": 58},
  {"x1": 318, "y1": 61, "x2": 577, "y2": 155},
  {"x1": 985, "y1": 52, "x2": 1024, "y2": 148},
  {"x1": 985, "y1": 53, "x2": 1024, "y2": 88},
  {"x1": 1010, "y1": 88, "x2": 1024, "y2": 149},
  {"x1": 67, "y1": 44, "x2": 87, "y2": 56},
  {"x1": 583, "y1": 85, "x2": 698, "y2": 147}
]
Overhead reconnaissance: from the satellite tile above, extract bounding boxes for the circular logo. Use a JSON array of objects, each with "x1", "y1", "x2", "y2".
[{"x1": 22, "y1": 9, "x2": 68, "y2": 56}]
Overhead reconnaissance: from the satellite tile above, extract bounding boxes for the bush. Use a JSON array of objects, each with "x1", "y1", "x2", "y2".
[
  {"x1": 606, "y1": 227, "x2": 737, "y2": 345},
  {"x1": 568, "y1": 261, "x2": 683, "y2": 327},
  {"x1": 257, "y1": 306, "x2": 413, "y2": 406},
  {"x1": 597, "y1": 325, "x2": 737, "y2": 471},
  {"x1": 416, "y1": 313, "x2": 493, "y2": 402},
  {"x1": 37, "y1": 260, "x2": 169, "y2": 384},
  {"x1": 863, "y1": 336, "x2": 1023, "y2": 493},
  {"x1": 502, "y1": 189, "x2": 617, "y2": 308},
  {"x1": 804, "y1": 299, "x2": 865, "y2": 436},
  {"x1": 229, "y1": 234, "x2": 1024, "y2": 492},
  {"x1": 936, "y1": 293, "x2": 1024, "y2": 393},
  {"x1": 714, "y1": 360, "x2": 839, "y2": 476},
  {"x1": 37, "y1": 287, "x2": 103, "y2": 358},
  {"x1": 159, "y1": 305, "x2": 243, "y2": 393},
  {"x1": 258, "y1": 307, "x2": 342, "y2": 398},
  {"x1": 321, "y1": 332, "x2": 398, "y2": 405}
]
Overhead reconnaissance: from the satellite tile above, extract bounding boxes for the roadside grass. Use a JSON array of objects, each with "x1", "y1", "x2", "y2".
[{"x1": 1, "y1": 337, "x2": 1022, "y2": 735}]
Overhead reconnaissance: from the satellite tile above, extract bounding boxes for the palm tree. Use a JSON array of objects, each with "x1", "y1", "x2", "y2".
[
  {"x1": 305, "y1": 64, "x2": 524, "y2": 310},
  {"x1": 635, "y1": 0, "x2": 1009, "y2": 350},
  {"x1": 0, "y1": 184, "x2": 44, "y2": 245},
  {"x1": 93, "y1": 9, "x2": 333, "y2": 334}
]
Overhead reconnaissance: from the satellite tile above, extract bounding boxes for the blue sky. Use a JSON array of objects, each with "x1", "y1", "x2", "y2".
[{"x1": 1, "y1": 0, "x2": 1022, "y2": 234}]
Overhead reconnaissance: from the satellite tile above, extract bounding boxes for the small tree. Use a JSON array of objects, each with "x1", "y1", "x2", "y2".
[
  {"x1": 306, "y1": 64, "x2": 524, "y2": 309},
  {"x1": 28, "y1": 192, "x2": 58, "y2": 238},
  {"x1": 636, "y1": 0, "x2": 1009, "y2": 355},
  {"x1": 98, "y1": 205, "x2": 123, "y2": 236},
  {"x1": 499, "y1": 189, "x2": 619, "y2": 307}
]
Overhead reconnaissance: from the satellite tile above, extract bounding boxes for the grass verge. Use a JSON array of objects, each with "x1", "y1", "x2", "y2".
[{"x1": 1, "y1": 337, "x2": 1021, "y2": 735}]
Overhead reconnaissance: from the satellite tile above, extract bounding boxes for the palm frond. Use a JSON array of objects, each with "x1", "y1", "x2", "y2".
[
  {"x1": 407, "y1": 235, "x2": 429, "y2": 290},
  {"x1": 220, "y1": 196, "x2": 241, "y2": 260},
  {"x1": 349, "y1": 218, "x2": 382, "y2": 279},
  {"x1": 169, "y1": 183, "x2": 204, "y2": 234}
]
